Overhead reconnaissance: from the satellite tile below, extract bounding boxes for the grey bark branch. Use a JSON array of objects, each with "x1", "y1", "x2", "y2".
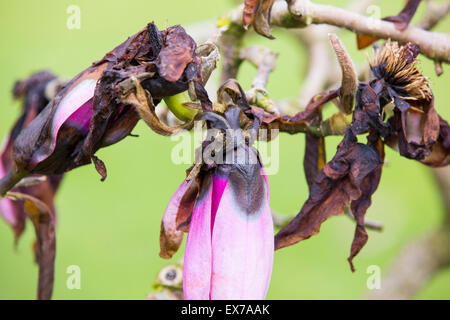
[{"x1": 224, "y1": 1, "x2": 450, "y2": 63}]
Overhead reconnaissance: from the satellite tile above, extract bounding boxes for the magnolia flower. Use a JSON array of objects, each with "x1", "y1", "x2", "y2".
[
  {"x1": 160, "y1": 107, "x2": 274, "y2": 300},
  {"x1": 9, "y1": 23, "x2": 202, "y2": 183},
  {"x1": 364, "y1": 40, "x2": 442, "y2": 163},
  {"x1": 1, "y1": 71, "x2": 63, "y2": 239},
  {"x1": 0, "y1": 71, "x2": 65, "y2": 300}
]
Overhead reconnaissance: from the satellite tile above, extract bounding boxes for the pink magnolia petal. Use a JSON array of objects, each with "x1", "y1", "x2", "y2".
[
  {"x1": 211, "y1": 175, "x2": 228, "y2": 234},
  {"x1": 183, "y1": 179, "x2": 213, "y2": 300},
  {"x1": 30, "y1": 79, "x2": 96, "y2": 167},
  {"x1": 160, "y1": 179, "x2": 194, "y2": 259},
  {"x1": 210, "y1": 168, "x2": 274, "y2": 300}
]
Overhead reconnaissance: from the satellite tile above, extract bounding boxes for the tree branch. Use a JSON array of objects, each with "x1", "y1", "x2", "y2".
[{"x1": 223, "y1": 0, "x2": 450, "y2": 63}]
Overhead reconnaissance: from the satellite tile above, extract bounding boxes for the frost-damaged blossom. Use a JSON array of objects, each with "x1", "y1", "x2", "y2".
[
  {"x1": 366, "y1": 40, "x2": 448, "y2": 166},
  {"x1": 0, "y1": 22, "x2": 207, "y2": 300},
  {"x1": 0, "y1": 71, "x2": 65, "y2": 299},
  {"x1": 1, "y1": 71, "x2": 63, "y2": 239},
  {"x1": 9, "y1": 23, "x2": 203, "y2": 183},
  {"x1": 160, "y1": 104, "x2": 274, "y2": 300}
]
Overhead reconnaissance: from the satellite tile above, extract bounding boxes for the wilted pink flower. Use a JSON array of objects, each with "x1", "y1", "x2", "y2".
[
  {"x1": 159, "y1": 107, "x2": 274, "y2": 300},
  {"x1": 10, "y1": 23, "x2": 202, "y2": 181},
  {"x1": 0, "y1": 71, "x2": 63, "y2": 240}
]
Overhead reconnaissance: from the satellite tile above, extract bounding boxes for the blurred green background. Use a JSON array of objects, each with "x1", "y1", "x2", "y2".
[{"x1": 0, "y1": 0, "x2": 449, "y2": 299}]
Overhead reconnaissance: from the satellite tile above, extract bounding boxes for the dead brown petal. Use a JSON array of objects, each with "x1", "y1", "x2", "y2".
[
  {"x1": 243, "y1": 0, "x2": 276, "y2": 39},
  {"x1": 6, "y1": 191, "x2": 55, "y2": 300},
  {"x1": 275, "y1": 132, "x2": 384, "y2": 272}
]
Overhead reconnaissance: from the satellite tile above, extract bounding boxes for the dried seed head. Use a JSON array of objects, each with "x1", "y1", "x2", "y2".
[{"x1": 369, "y1": 40, "x2": 432, "y2": 102}]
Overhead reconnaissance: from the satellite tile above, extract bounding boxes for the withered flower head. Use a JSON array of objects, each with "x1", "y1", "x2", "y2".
[
  {"x1": 10, "y1": 23, "x2": 203, "y2": 182},
  {"x1": 159, "y1": 85, "x2": 274, "y2": 299},
  {"x1": 369, "y1": 40, "x2": 432, "y2": 103},
  {"x1": 1, "y1": 71, "x2": 65, "y2": 300},
  {"x1": 1, "y1": 71, "x2": 63, "y2": 239}
]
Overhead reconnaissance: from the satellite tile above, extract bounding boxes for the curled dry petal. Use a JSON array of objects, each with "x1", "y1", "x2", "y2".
[
  {"x1": 159, "y1": 179, "x2": 198, "y2": 259},
  {"x1": 329, "y1": 33, "x2": 357, "y2": 115},
  {"x1": 6, "y1": 192, "x2": 56, "y2": 300},
  {"x1": 420, "y1": 117, "x2": 450, "y2": 167}
]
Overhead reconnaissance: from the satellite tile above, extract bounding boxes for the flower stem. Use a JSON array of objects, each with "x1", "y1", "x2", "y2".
[{"x1": 0, "y1": 165, "x2": 28, "y2": 197}]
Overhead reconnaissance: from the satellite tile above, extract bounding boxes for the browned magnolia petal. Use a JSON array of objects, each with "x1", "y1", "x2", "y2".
[
  {"x1": 1, "y1": 71, "x2": 63, "y2": 242},
  {"x1": 252, "y1": 0, "x2": 275, "y2": 39},
  {"x1": 303, "y1": 105, "x2": 326, "y2": 191},
  {"x1": 304, "y1": 134, "x2": 326, "y2": 191},
  {"x1": 243, "y1": 0, "x2": 275, "y2": 39},
  {"x1": 348, "y1": 134, "x2": 384, "y2": 272},
  {"x1": 156, "y1": 25, "x2": 197, "y2": 82},
  {"x1": 7, "y1": 192, "x2": 56, "y2": 300},
  {"x1": 275, "y1": 132, "x2": 383, "y2": 272},
  {"x1": 417, "y1": 116, "x2": 450, "y2": 167},
  {"x1": 391, "y1": 97, "x2": 439, "y2": 161},
  {"x1": 243, "y1": 0, "x2": 259, "y2": 28}
]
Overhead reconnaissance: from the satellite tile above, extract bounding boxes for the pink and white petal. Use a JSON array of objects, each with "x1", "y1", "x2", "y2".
[
  {"x1": 30, "y1": 79, "x2": 96, "y2": 167},
  {"x1": 183, "y1": 180, "x2": 213, "y2": 300},
  {"x1": 210, "y1": 170, "x2": 274, "y2": 300},
  {"x1": 211, "y1": 175, "x2": 228, "y2": 233},
  {"x1": 160, "y1": 179, "x2": 194, "y2": 259}
]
